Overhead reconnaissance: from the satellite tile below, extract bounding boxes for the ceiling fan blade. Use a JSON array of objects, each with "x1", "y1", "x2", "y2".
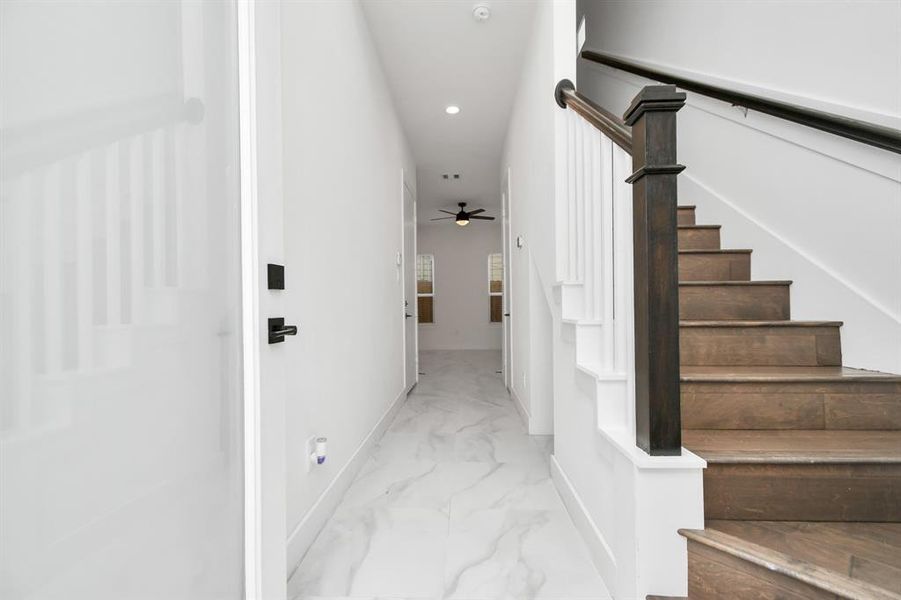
[
  {"x1": 430, "y1": 216, "x2": 455, "y2": 221},
  {"x1": 439, "y1": 210, "x2": 456, "y2": 215},
  {"x1": 470, "y1": 215, "x2": 495, "y2": 220},
  {"x1": 468, "y1": 208, "x2": 485, "y2": 216}
]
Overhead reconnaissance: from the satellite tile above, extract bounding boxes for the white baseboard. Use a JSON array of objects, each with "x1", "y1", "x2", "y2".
[
  {"x1": 285, "y1": 387, "x2": 407, "y2": 577},
  {"x1": 550, "y1": 455, "x2": 618, "y2": 591},
  {"x1": 509, "y1": 386, "x2": 530, "y2": 426}
]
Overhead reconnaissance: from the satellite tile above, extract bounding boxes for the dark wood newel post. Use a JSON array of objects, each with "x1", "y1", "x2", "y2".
[{"x1": 623, "y1": 85, "x2": 686, "y2": 456}]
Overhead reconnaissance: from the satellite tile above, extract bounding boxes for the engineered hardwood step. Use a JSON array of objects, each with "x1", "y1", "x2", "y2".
[
  {"x1": 683, "y1": 430, "x2": 901, "y2": 521},
  {"x1": 680, "y1": 321, "x2": 843, "y2": 367},
  {"x1": 681, "y1": 366, "x2": 901, "y2": 430},
  {"x1": 678, "y1": 225, "x2": 722, "y2": 250},
  {"x1": 680, "y1": 281, "x2": 791, "y2": 321},
  {"x1": 681, "y1": 366, "x2": 901, "y2": 383},
  {"x1": 679, "y1": 249, "x2": 751, "y2": 281},
  {"x1": 706, "y1": 521, "x2": 901, "y2": 596},
  {"x1": 678, "y1": 205, "x2": 697, "y2": 225},
  {"x1": 681, "y1": 524, "x2": 901, "y2": 599}
]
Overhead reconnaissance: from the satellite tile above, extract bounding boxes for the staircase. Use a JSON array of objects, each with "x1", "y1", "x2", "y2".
[{"x1": 673, "y1": 204, "x2": 901, "y2": 599}]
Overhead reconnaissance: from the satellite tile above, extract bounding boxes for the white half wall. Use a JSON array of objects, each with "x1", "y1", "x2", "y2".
[
  {"x1": 501, "y1": 0, "x2": 575, "y2": 434},
  {"x1": 576, "y1": 0, "x2": 901, "y2": 373},
  {"x1": 416, "y1": 223, "x2": 502, "y2": 351},
  {"x1": 279, "y1": 0, "x2": 415, "y2": 575}
]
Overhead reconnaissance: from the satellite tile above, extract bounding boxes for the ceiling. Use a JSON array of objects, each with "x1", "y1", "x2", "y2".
[{"x1": 360, "y1": 0, "x2": 538, "y2": 223}]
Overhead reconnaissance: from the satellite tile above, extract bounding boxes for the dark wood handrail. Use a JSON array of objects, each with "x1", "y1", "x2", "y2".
[
  {"x1": 581, "y1": 49, "x2": 901, "y2": 155},
  {"x1": 555, "y1": 79, "x2": 632, "y2": 153},
  {"x1": 1, "y1": 94, "x2": 205, "y2": 177}
]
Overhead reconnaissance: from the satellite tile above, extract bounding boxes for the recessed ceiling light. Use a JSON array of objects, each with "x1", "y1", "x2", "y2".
[{"x1": 445, "y1": 105, "x2": 461, "y2": 115}]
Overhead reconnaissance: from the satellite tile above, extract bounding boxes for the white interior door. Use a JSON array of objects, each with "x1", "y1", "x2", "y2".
[
  {"x1": 502, "y1": 175, "x2": 513, "y2": 390},
  {"x1": 0, "y1": 2, "x2": 247, "y2": 598},
  {"x1": 402, "y1": 179, "x2": 418, "y2": 391}
]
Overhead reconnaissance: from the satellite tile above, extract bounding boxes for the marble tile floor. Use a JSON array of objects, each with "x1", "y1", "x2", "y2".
[{"x1": 288, "y1": 350, "x2": 610, "y2": 600}]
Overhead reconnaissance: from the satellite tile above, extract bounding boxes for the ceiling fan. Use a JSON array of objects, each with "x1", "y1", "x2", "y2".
[{"x1": 431, "y1": 202, "x2": 496, "y2": 227}]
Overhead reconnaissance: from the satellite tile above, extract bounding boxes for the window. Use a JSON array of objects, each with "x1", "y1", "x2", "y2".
[
  {"x1": 417, "y1": 254, "x2": 434, "y2": 324},
  {"x1": 489, "y1": 253, "x2": 503, "y2": 323}
]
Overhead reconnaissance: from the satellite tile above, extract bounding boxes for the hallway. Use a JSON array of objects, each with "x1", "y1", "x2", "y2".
[{"x1": 288, "y1": 351, "x2": 609, "y2": 600}]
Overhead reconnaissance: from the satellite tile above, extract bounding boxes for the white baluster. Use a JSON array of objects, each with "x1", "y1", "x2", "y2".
[
  {"x1": 613, "y1": 146, "x2": 633, "y2": 375},
  {"x1": 163, "y1": 128, "x2": 177, "y2": 287},
  {"x1": 587, "y1": 125, "x2": 602, "y2": 322},
  {"x1": 74, "y1": 153, "x2": 94, "y2": 372},
  {"x1": 581, "y1": 120, "x2": 592, "y2": 318},
  {"x1": 43, "y1": 164, "x2": 62, "y2": 375},
  {"x1": 3, "y1": 175, "x2": 33, "y2": 428},
  {"x1": 150, "y1": 129, "x2": 165, "y2": 290},
  {"x1": 105, "y1": 143, "x2": 121, "y2": 326},
  {"x1": 171, "y1": 125, "x2": 186, "y2": 288},
  {"x1": 599, "y1": 135, "x2": 615, "y2": 368},
  {"x1": 567, "y1": 111, "x2": 577, "y2": 281},
  {"x1": 129, "y1": 135, "x2": 145, "y2": 324},
  {"x1": 576, "y1": 120, "x2": 588, "y2": 284}
]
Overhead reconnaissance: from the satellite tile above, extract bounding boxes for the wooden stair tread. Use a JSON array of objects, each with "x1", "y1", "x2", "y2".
[
  {"x1": 707, "y1": 520, "x2": 901, "y2": 592},
  {"x1": 680, "y1": 320, "x2": 842, "y2": 327},
  {"x1": 681, "y1": 525, "x2": 901, "y2": 599},
  {"x1": 679, "y1": 280, "x2": 791, "y2": 286},
  {"x1": 681, "y1": 365, "x2": 901, "y2": 383},
  {"x1": 683, "y1": 429, "x2": 901, "y2": 463},
  {"x1": 680, "y1": 248, "x2": 752, "y2": 254},
  {"x1": 678, "y1": 205, "x2": 697, "y2": 209},
  {"x1": 678, "y1": 224, "x2": 721, "y2": 229}
]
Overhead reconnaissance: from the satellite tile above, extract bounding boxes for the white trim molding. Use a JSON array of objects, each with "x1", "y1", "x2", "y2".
[
  {"x1": 286, "y1": 388, "x2": 408, "y2": 577},
  {"x1": 236, "y1": 1, "x2": 263, "y2": 598}
]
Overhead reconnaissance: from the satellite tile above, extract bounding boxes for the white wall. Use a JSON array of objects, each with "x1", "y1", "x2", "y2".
[
  {"x1": 501, "y1": 0, "x2": 573, "y2": 434},
  {"x1": 416, "y1": 223, "x2": 502, "y2": 351},
  {"x1": 253, "y1": 2, "x2": 288, "y2": 596},
  {"x1": 280, "y1": 0, "x2": 415, "y2": 575},
  {"x1": 576, "y1": 0, "x2": 901, "y2": 373}
]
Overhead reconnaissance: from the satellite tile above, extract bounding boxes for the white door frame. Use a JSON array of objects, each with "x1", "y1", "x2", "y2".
[
  {"x1": 501, "y1": 168, "x2": 513, "y2": 391},
  {"x1": 237, "y1": 1, "x2": 263, "y2": 597},
  {"x1": 401, "y1": 169, "x2": 418, "y2": 391},
  {"x1": 238, "y1": 1, "x2": 287, "y2": 599}
]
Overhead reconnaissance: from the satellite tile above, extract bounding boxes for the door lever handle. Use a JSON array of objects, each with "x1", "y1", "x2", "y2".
[
  {"x1": 405, "y1": 313, "x2": 413, "y2": 319},
  {"x1": 268, "y1": 317, "x2": 298, "y2": 344}
]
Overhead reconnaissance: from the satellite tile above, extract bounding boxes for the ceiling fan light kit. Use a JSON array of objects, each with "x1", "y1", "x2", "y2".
[{"x1": 430, "y1": 202, "x2": 496, "y2": 226}]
